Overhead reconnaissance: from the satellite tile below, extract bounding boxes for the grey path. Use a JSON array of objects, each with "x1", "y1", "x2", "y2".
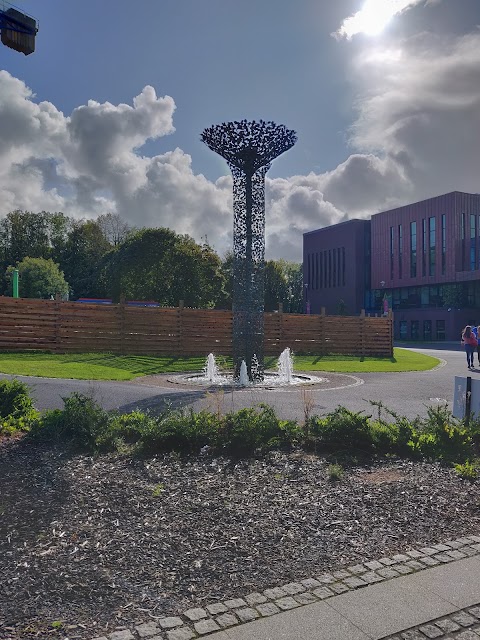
[
  {"x1": 0, "y1": 347, "x2": 473, "y2": 419},
  {"x1": 206, "y1": 555, "x2": 480, "y2": 640}
]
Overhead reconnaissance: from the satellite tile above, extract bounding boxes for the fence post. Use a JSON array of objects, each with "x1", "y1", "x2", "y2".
[
  {"x1": 178, "y1": 300, "x2": 184, "y2": 357},
  {"x1": 54, "y1": 294, "x2": 61, "y2": 353},
  {"x1": 119, "y1": 295, "x2": 126, "y2": 355},
  {"x1": 278, "y1": 303, "x2": 283, "y2": 352},
  {"x1": 319, "y1": 307, "x2": 326, "y2": 355},
  {"x1": 360, "y1": 309, "x2": 366, "y2": 358},
  {"x1": 388, "y1": 309, "x2": 394, "y2": 357}
]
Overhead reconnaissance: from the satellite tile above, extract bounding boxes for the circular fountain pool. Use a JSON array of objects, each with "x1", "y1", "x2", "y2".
[
  {"x1": 167, "y1": 350, "x2": 326, "y2": 388},
  {"x1": 168, "y1": 371, "x2": 326, "y2": 388}
]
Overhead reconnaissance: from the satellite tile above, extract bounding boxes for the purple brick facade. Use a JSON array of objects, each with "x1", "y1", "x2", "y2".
[
  {"x1": 303, "y1": 192, "x2": 480, "y2": 341},
  {"x1": 303, "y1": 219, "x2": 370, "y2": 316}
]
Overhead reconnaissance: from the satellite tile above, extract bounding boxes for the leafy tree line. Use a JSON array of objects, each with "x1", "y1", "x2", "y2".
[{"x1": 0, "y1": 210, "x2": 303, "y2": 310}]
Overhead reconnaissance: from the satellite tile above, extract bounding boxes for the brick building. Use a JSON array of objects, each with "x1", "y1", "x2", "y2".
[{"x1": 303, "y1": 191, "x2": 480, "y2": 341}]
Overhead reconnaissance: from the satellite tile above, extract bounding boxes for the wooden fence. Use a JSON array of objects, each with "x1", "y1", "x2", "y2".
[{"x1": 0, "y1": 297, "x2": 393, "y2": 357}]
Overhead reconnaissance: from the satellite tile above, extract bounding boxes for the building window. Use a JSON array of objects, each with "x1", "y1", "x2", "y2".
[
  {"x1": 315, "y1": 253, "x2": 319, "y2": 289},
  {"x1": 307, "y1": 253, "x2": 311, "y2": 287},
  {"x1": 411, "y1": 320, "x2": 419, "y2": 340},
  {"x1": 390, "y1": 226, "x2": 394, "y2": 280},
  {"x1": 342, "y1": 247, "x2": 346, "y2": 286},
  {"x1": 423, "y1": 319, "x2": 432, "y2": 341},
  {"x1": 410, "y1": 221, "x2": 417, "y2": 278},
  {"x1": 422, "y1": 218, "x2": 427, "y2": 276},
  {"x1": 400, "y1": 320, "x2": 407, "y2": 340},
  {"x1": 478, "y1": 215, "x2": 480, "y2": 270},
  {"x1": 461, "y1": 213, "x2": 466, "y2": 270},
  {"x1": 319, "y1": 251, "x2": 323, "y2": 289},
  {"x1": 398, "y1": 224, "x2": 403, "y2": 279},
  {"x1": 328, "y1": 250, "x2": 332, "y2": 288},
  {"x1": 324, "y1": 251, "x2": 327, "y2": 288},
  {"x1": 471, "y1": 213, "x2": 476, "y2": 271},
  {"x1": 333, "y1": 248, "x2": 337, "y2": 287},
  {"x1": 337, "y1": 248, "x2": 342, "y2": 286},
  {"x1": 441, "y1": 214, "x2": 446, "y2": 276},
  {"x1": 436, "y1": 320, "x2": 445, "y2": 341},
  {"x1": 429, "y1": 216, "x2": 436, "y2": 276}
]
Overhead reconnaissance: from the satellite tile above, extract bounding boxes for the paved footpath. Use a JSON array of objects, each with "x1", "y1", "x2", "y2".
[
  {"x1": 82, "y1": 536, "x2": 480, "y2": 640},
  {"x1": 204, "y1": 555, "x2": 480, "y2": 639}
]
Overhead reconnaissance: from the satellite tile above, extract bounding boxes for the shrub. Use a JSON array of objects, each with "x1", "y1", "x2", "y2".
[
  {"x1": 410, "y1": 405, "x2": 473, "y2": 462},
  {"x1": 454, "y1": 460, "x2": 478, "y2": 481},
  {"x1": 30, "y1": 393, "x2": 109, "y2": 451},
  {"x1": 327, "y1": 463, "x2": 344, "y2": 481},
  {"x1": 0, "y1": 379, "x2": 39, "y2": 436},
  {"x1": 308, "y1": 407, "x2": 373, "y2": 452},
  {"x1": 95, "y1": 410, "x2": 154, "y2": 452},
  {"x1": 220, "y1": 404, "x2": 298, "y2": 454},
  {"x1": 368, "y1": 421, "x2": 399, "y2": 454}
]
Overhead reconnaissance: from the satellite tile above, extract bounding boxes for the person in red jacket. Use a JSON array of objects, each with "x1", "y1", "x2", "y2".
[{"x1": 461, "y1": 325, "x2": 477, "y2": 369}]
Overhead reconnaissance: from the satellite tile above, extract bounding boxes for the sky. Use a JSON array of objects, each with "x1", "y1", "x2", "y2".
[{"x1": 0, "y1": 0, "x2": 479, "y2": 261}]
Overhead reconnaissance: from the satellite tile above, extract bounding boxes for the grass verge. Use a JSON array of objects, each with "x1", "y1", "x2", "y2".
[{"x1": 0, "y1": 348, "x2": 438, "y2": 380}]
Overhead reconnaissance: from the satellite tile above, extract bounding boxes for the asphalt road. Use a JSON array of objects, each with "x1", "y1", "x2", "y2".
[{"x1": 0, "y1": 347, "x2": 474, "y2": 421}]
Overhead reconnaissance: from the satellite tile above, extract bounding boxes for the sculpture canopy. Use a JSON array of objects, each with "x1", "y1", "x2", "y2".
[{"x1": 201, "y1": 120, "x2": 297, "y2": 175}]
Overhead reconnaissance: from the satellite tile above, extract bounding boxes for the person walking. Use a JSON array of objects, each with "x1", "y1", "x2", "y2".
[
  {"x1": 476, "y1": 325, "x2": 480, "y2": 366},
  {"x1": 462, "y1": 325, "x2": 477, "y2": 369}
]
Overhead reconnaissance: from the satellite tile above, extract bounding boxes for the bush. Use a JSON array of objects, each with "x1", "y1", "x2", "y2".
[
  {"x1": 0, "y1": 379, "x2": 39, "y2": 436},
  {"x1": 95, "y1": 410, "x2": 153, "y2": 452},
  {"x1": 308, "y1": 407, "x2": 373, "y2": 452},
  {"x1": 369, "y1": 421, "x2": 399, "y2": 454},
  {"x1": 220, "y1": 404, "x2": 299, "y2": 455},
  {"x1": 409, "y1": 405, "x2": 472, "y2": 462},
  {"x1": 138, "y1": 409, "x2": 221, "y2": 454},
  {"x1": 30, "y1": 393, "x2": 109, "y2": 451},
  {"x1": 327, "y1": 463, "x2": 344, "y2": 481},
  {"x1": 454, "y1": 460, "x2": 478, "y2": 481}
]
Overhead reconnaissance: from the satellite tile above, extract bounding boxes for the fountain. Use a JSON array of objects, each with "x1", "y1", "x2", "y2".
[
  {"x1": 277, "y1": 347, "x2": 294, "y2": 383},
  {"x1": 204, "y1": 353, "x2": 219, "y2": 382},
  {"x1": 239, "y1": 360, "x2": 249, "y2": 386},
  {"x1": 169, "y1": 351, "x2": 325, "y2": 388}
]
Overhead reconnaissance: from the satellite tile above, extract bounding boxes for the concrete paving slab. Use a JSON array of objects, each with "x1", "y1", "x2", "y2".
[
  {"x1": 215, "y1": 601, "x2": 370, "y2": 640},
  {"x1": 327, "y1": 577, "x2": 457, "y2": 639},
  {"x1": 404, "y1": 555, "x2": 480, "y2": 608}
]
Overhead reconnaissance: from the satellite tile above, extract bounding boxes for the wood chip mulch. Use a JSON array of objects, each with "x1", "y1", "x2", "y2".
[{"x1": 1, "y1": 440, "x2": 480, "y2": 639}]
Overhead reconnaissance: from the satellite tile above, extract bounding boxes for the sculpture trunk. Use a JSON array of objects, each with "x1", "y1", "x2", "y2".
[{"x1": 232, "y1": 169, "x2": 265, "y2": 380}]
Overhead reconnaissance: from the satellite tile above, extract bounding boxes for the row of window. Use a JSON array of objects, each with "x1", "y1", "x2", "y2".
[
  {"x1": 460, "y1": 213, "x2": 480, "y2": 272},
  {"x1": 390, "y1": 215, "x2": 447, "y2": 280},
  {"x1": 306, "y1": 247, "x2": 346, "y2": 290},
  {"x1": 367, "y1": 281, "x2": 480, "y2": 311},
  {"x1": 397, "y1": 320, "x2": 446, "y2": 341}
]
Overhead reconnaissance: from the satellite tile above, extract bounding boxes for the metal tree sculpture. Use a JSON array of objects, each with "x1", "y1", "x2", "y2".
[{"x1": 201, "y1": 120, "x2": 297, "y2": 380}]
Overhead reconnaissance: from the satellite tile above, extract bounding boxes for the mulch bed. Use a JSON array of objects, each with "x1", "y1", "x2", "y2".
[{"x1": 1, "y1": 440, "x2": 480, "y2": 639}]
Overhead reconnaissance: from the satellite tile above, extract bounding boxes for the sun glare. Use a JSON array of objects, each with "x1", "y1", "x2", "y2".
[{"x1": 337, "y1": 0, "x2": 418, "y2": 39}]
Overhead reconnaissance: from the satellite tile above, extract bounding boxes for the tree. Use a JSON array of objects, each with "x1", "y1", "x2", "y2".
[
  {"x1": 97, "y1": 213, "x2": 132, "y2": 246},
  {"x1": 102, "y1": 228, "x2": 227, "y2": 307},
  {"x1": 6, "y1": 257, "x2": 69, "y2": 299},
  {"x1": 219, "y1": 256, "x2": 303, "y2": 312},
  {"x1": 61, "y1": 220, "x2": 112, "y2": 299}
]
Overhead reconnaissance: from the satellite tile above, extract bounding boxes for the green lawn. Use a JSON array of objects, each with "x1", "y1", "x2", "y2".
[
  {"x1": 291, "y1": 348, "x2": 440, "y2": 372},
  {"x1": 0, "y1": 348, "x2": 439, "y2": 380}
]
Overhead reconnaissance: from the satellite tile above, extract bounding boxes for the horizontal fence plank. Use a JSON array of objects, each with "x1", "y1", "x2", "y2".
[{"x1": 0, "y1": 298, "x2": 393, "y2": 358}]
